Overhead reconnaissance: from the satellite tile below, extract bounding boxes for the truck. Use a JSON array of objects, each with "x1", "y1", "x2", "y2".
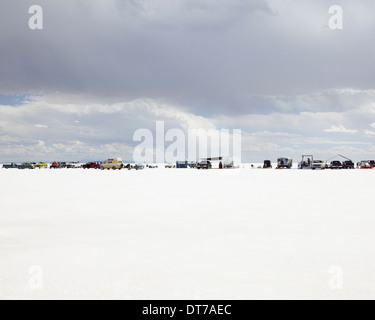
[
  {"x1": 312, "y1": 160, "x2": 325, "y2": 170},
  {"x1": 67, "y1": 161, "x2": 82, "y2": 169},
  {"x1": 342, "y1": 160, "x2": 355, "y2": 169},
  {"x1": 50, "y1": 161, "x2": 62, "y2": 169},
  {"x1": 3, "y1": 163, "x2": 19, "y2": 169},
  {"x1": 18, "y1": 162, "x2": 35, "y2": 169},
  {"x1": 102, "y1": 158, "x2": 124, "y2": 170},
  {"x1": 36, "y1": 162, "x2": 48, "y2": 169},
  {"x1": 277, "y1": 158, "x2": 293, "y2": 169},
  {"x1": 197, "y1": 161, "x2": 212, "y2": 169},
  {"x1": 298, "y1": 155, "x2": 314, "y2": 169},
  {"x1": 82, "y1": 162, "x2": 102, "y2": 169}
]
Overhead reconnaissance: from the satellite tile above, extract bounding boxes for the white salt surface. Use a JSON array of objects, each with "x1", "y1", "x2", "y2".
[{"x1": 0, "y1": 168, "x2": 375, "y2": 300}]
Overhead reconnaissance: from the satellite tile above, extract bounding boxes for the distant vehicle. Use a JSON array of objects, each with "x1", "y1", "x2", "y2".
[
  {"x1": 3, "y1": 163, "x2": 19, "y2": 169},
  {"x1": 165, "y1": 164, "x2": 175, "y2": 169},
  {"x1": 134, "y1": 164, "x2": 145, "y2": 170},
  {"x1": 342, "y1": 160, "x2": 355, "y2": 169},
  {"x1": 299, "y1": 155, "x2": 313, "y2": 169},
  {"x1": 367, "y1": 160, "x2": 375, "y2": 168},
  {"x1": 148, "y1": 164, "x2": 159, "y2": 169},
  {"x1": 50, "y1": 161, "x2": 62, "y2": 169},
  {"x1": 312, "y1": 160, "x2": 325, "y2": 170},
  {"x1": 330, "y1": 161, "x2": 342, "y2": 169},
  {"x1": 18, "y1": 162, "x2": 35, "y2": 170},
  {"x1": 358, "y1": 161, "x2": 373, "y2": 169},
  {"x1": 197, "y1": 161, "x2": 212, "y2": 170},
  {"x1": 60, "y1": 162, "x2": 67, "y2": 168},
  {"x1": 67, "y1": 161, "x2": 81, "y2": 169},
  {"x1": 82, "y1": 162, "x2": 101, "y2": 169},
  {"x1": 36, "y1": 162, "x2": 48, "y2": 169},
  {"x1": 277, "y1": 158, "x2": 292, "y2": 169},
  {"x1": 102, "y1": 158, "x2": 124, "y2": 170},
  {"x1": 263, "y1": 160, "x2": 272, "y2": 169},
  {"x1": 188, "y1": 162, "x2": 197, "y2": 169}
]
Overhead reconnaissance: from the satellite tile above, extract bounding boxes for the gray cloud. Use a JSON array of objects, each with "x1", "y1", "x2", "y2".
[
  {"x1": 1, "y1": 0, "x2": 375, "y2": 102},
  {"x1": 1, "y1": 1, "x2": 375, "y2": 162}
]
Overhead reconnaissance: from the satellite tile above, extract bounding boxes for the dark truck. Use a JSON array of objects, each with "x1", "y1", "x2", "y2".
[
  {"x1": 342, "y1": 160, "x2": 355, "y2": 169},
  {"x1": 330, "y1": 161, "x2": 343, "y2": 169},
  {"x1": 3, "y1": 163, "x2": 19, "y2": 169},
  {"x1": 197, "y1": 161, "x2": 212, "y2": 169},
  {"x1": 18, "y1": 162, "x2": 35, "y2": 169}
]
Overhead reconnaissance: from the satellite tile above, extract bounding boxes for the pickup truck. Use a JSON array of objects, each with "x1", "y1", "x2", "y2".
[
  {"x1": 3, "y1": 163, "x2": 19, "y2": 169},
  {"x1": 197, "y1": 161, "x2": 212, "y2": 170},
  {"x1": 312, "y1": 160, "x2": 325, "y2": 170},
  {"x1": 342, "y1": 160, "x2": 355, "y2": 169},
  {"x1": 67, "y1": 161, "x2": 82, "y2": 169},
  {"x1": 82, "y1": 162, "x2": 101, "y2": 169},
  {"x1": 19, "y1": 162, "x2": 35, "y2": 169},
  {"x1": 330, "y1": 161, "x2": 343, "y2": 169},
  {"x1": 36, "y1": 162, "x2": 48, "y2": 169},
  {"x1": 50, "y1": 161, "x2": 61, "y2": 169}
]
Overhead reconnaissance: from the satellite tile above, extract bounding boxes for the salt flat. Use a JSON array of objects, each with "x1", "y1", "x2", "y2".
[{"x1": 0, "y1": 168, "x2": 375, "y2": 300}]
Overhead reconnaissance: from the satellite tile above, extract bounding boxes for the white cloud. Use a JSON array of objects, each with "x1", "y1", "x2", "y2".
[
  {"x1": 324, "y1": 125, "x2": 358, "y2": 134},
  {"x1": 35, "y1": 124, "x2": 48, "y2": 128},
  {"x1": 364, "y1": 130, "x2": 375, "y2": 135}
]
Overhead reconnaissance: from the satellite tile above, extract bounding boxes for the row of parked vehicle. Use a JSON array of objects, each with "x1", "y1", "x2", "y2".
[
  {"x1": 261, "y1": 155, "x2": 375, "y2": 170},
  {"x1": 1, "y1": 159, "x2": 146, "y2": 170}
]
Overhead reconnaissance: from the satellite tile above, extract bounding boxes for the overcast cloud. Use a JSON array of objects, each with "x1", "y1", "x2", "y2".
[{"x1": 1, "y1": 0, "x2": 375, "y2": 162}]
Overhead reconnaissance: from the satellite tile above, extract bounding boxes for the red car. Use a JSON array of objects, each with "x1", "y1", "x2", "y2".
[
  {"x1": 358, "y1": 161, "x2": 372, "y2": 169},
  {"x1": 50, "y1": 161, "x2": 61, "y2": 169},
  {"x1": 82, "y1": 162, "x2": 101, "y2": 169}
]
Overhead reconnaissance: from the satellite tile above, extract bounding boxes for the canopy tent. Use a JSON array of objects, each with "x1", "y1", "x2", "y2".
[{"x1": 325, "y1": 154, "x2": 352, "y2": 164}]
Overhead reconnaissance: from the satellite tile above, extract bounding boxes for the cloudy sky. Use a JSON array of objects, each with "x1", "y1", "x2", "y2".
[{"x1": 1, "y1": 0, "x2": 375, "y2": 163}]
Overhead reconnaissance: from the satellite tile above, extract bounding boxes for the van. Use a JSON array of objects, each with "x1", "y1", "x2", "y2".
[{"x1": 102, "y1": 158, "x2": 124, "y2": 170}]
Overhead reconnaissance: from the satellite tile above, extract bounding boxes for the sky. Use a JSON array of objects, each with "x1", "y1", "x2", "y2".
[{"x1": 1, "y1": 0, "x2": 375, "y2": 163}]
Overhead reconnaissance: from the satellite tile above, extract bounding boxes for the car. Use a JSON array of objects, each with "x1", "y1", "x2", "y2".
[
  {"x1": 342, "y1": 160, "x2": 355, "y2": 169},
  {"x1": 134, "y1": 164, "x2": 145, "y2": 170},
  {"x1": 3, "y1": 163, "x2": 19, "y2": 169},
  {"x1": 50, "y1": 161, "x2": 62, "y2": 169},
  {"x1": 330, "y1": 161, "x2": 342, "y2": 169},
  {"x1": 18, "y1": 162, "x2": 35, "y2": 170},
  {"x1": 165, "y1": 164, "x2": 176, "y2": 169},
  {"x1": 197, "y1": 161, "x2": 212, "y2": 169},
  {"x1": 59, "y1": 162, "x2": 68, "y2": 168},
  {"x1": 358, "y1": 161, "x2": 373, "y2": 169},
  {"x1": 82, "y1": 162, "x2": 101, "y2": 169},
  {"x1": 67, "y1": 161, "x2": 81, "y2": 169},
  {"x1": 277, "y1": 158, "x2": 293, "y2": 169},
  {"x1": 312, "y1": 160, "x2": 325, "y2": 170},
  {"x1": 36, "y1": 162, "x2": 48, "y2": 169},
  {"x1": 102, "y1": 158, "x2": 124, "y2": 170}
]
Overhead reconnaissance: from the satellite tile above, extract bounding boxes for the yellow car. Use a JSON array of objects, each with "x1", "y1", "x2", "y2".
[
  {"x1": 102, "y1": 158, "x2": 124, "y2": 170},
  {"x1": 36, "y1": 162, "x2": 48, "y2": 169}
]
